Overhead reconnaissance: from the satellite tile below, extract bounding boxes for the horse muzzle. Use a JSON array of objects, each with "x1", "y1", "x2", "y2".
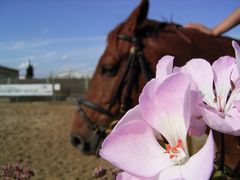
[
  {"x1": 70, "y1": 98, "x2": 119, "y2": 155},
  {"x1": 70, "y1": 131, "x2": 104, "y2": 155}
]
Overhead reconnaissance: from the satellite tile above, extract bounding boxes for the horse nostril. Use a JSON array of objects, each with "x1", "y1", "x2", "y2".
[
  {"x1": 70, "y1": 135, "x2": 92, "y2": 154},
  {"x1": 70, "y1": 135, "x2": 82, "y2": 147}
]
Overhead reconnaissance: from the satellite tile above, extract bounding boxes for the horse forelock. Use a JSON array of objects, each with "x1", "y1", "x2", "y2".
[{"x1": 106, "y1": 19, "x2": 182, "y2": 58}]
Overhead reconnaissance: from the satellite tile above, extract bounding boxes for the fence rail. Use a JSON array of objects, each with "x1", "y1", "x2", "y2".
[{"x1": 0, "y1": 78, "x2": 91, "y2": 102}]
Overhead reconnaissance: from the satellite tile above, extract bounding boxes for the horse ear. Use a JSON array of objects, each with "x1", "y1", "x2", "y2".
[{"x1": 124, "y1": 0, "x2": 149, "y2": 33}]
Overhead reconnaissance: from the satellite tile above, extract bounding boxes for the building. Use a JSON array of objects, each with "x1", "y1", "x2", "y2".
[{"x1": 0, "y1": 65, "x2": 19, "y2": 80}]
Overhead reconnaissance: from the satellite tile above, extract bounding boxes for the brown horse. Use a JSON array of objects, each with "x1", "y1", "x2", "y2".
[{"x1": 71, "y1": 0, "x2": 239, "y2": 173}]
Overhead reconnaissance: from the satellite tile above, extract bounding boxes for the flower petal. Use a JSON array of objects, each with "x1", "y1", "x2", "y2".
[
  {"x1": 233, "y1": 100, "x2": 240, "y2": 112},
  {"x1": 116, "y1": 171, "x2": 157, "y2": 180},
  {"x1": 225, "y1": 86, "x2": 240, "y2": 111},
  {"x1": 158, "y1": 131, "x2": 214, "y2": 180},
  {"x1": 181, "y1": 130, "x2": 214, "y2": 180},
  {"x1": 156, "y1": 55, "x2": 174, "y2": 80},
  {"x1": 188, "y1": 91, "x2": 206, "y2": 136},
  {"x1": 232, "y1": 41, "x2": 240, "y2": 75},
  {"x1": 157, "y1": 166, "x2": 183, "y2": 180},
  {"x1": 229, "y1": 63, "x2": 239, "y2": 83},
  {"x1": 100, "y1": 109, "x2": 174, "y2": 177},
  {"x1": 225, "y1": 108, "x2": 240, "y2": 136},
  {"x1": 139, "y1": 73, "x2": 191, "y2": 150},
  {"x1": 203, "y1": 107, "x2": 240, "y2": 136},
  {"x1": 140, "y1": 134, "x2": 213, "y2": 180},
  {"x1": 182, "y1": 58, "x2": 215, "y2": 107},
  {"x1": 113, "y1": 105, "x2": 143, "y2": 131},
  {"x1": 212, "y1": 56, "x2": 235, "y2": 108}
]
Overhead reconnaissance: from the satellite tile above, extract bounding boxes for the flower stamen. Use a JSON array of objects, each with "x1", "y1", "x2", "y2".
[
  {"x1": 217, "y1": 96, "x2": 224, "y2": 112},
  {"x1": 164, "y1": 139, "x2": 187, "y2": 164}
]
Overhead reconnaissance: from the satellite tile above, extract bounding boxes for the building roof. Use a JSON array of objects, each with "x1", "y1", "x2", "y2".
[{"x1": 0, "y1": 65, "x2": 19, "y2": 72}]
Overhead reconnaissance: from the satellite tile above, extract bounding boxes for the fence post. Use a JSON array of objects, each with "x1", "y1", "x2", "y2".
[
  {"x1": 84, "y1": 76, "x2": 89, "y2": 91},
  {"x1": 52, "y1": 78, "x2": 55, "y2": 102}
]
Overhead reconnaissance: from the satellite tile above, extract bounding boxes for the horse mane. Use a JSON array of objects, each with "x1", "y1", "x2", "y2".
[{"x1": 137, "y1": 19, "x2": 181, "y2": 37}]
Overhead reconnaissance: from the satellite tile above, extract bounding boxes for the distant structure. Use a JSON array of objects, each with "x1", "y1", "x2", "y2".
[
  {"x1": 0, "y1": 65, "x2": 19, "y2": 80},
  {"x1": 50, "y1": 70, "x2": 90, "y2": 79},
  {"x1": 25, "y1": 60, "x2": 34, "y2": 79}
]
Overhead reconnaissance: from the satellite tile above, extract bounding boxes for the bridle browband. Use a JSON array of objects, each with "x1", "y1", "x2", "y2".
[{"x1": 76, "y1": 34, "x2": 152, "y2": 135}]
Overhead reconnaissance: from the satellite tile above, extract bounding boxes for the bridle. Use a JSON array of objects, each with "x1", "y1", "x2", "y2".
[
  {"x1": 75, "y1": 25, "x2": 191, "y2": 137},
  {"x1": 76, "y1": 34, "x2": 152, "y2": 137}
]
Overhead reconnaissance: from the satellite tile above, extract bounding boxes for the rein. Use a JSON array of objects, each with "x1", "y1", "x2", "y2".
[{"x1": 76, "y1": 34, "x2": 151, "y2": 135}]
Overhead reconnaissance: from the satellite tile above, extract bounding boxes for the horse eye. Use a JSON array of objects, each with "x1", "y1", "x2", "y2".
[{"x1": 101, "y1": 64, "x2": 119, "y2": 77}]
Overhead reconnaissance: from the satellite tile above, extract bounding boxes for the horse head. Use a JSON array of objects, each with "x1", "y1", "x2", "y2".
[
  {"x1": 70, "y1": 0, "x2": 151, "y2": 155},
  {"x1": 70, "y1": 0, "x2": 200, "y2": 155}
]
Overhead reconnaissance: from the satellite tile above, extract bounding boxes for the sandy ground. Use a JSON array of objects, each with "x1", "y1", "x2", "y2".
[{"x1": 0, "y1": 102, "x2": 113, "y2": 180}]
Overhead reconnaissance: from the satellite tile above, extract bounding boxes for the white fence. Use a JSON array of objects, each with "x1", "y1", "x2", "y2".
[
  {"x1": 0, "y1": 78, "x2": 90, "y2": 101},
  {"x1": 0, "y1": 84, "x2": 57, "y2": 96}
]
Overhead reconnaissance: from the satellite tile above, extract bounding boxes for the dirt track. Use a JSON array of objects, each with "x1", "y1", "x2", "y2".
[{"x1": 0, "y1": 102, "x2": 113, "y2": 180}]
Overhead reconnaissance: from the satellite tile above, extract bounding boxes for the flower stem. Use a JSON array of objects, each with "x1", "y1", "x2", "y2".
[{"x1": 219, "y1": 133, "x2": 225, "y2": 172}]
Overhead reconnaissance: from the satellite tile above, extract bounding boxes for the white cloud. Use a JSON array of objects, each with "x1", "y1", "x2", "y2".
[
  {"x1": 0, "y1": 36, "x2": 105, "y2": 51},
  {"x1": 0, "y1": 40, "x2": 50, "y2": 50},
  {"x1": 41, "y1": 28, "x2": 49, "y2": 34},
  {"x1": 42, "y1": 52, "x2": 57, "y2": 59},
  {"x1": 28, "y1": 40, "x2": 51, "y2": 48},
  {"x1": 19, "y1": 61, "x2": 29, "y2": 69},
  {"x1": 19, "y1": 55, "x2": 36, "y2": 63},
  {"x1": 54, "y1": 36, "x2": 106, "y2": 43},
  {"x1": 12, "y1": 41, "x2": 27, "y2": 49},
  {"x1": 61, "y1": 55, "x2": 70, "y2": 60},
  {"x1": 1, "y1": 36, "x2": 107, "y2": 78},
  {"x1": 13, "y1": 45, "x2": 102, "y2": 78}
]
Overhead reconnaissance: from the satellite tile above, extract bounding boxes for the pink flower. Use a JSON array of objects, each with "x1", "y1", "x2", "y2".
[
  {"x1": 156, "y1": 56, "x2": 207, "y2": 136},
  {"x1": 100, "y1": 73, "x2": 214, "y2": 180},
  {"x1": 232, "y1": 41, "x2": 240, "y2": 75},
  {"x1": 180, "y1": 41, "x2": 240, "y2": 136}
]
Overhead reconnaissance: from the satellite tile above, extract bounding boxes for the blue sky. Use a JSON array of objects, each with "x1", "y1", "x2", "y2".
[{"x1": 0, "y1": 0, "x2": 239, "y2": 78}]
